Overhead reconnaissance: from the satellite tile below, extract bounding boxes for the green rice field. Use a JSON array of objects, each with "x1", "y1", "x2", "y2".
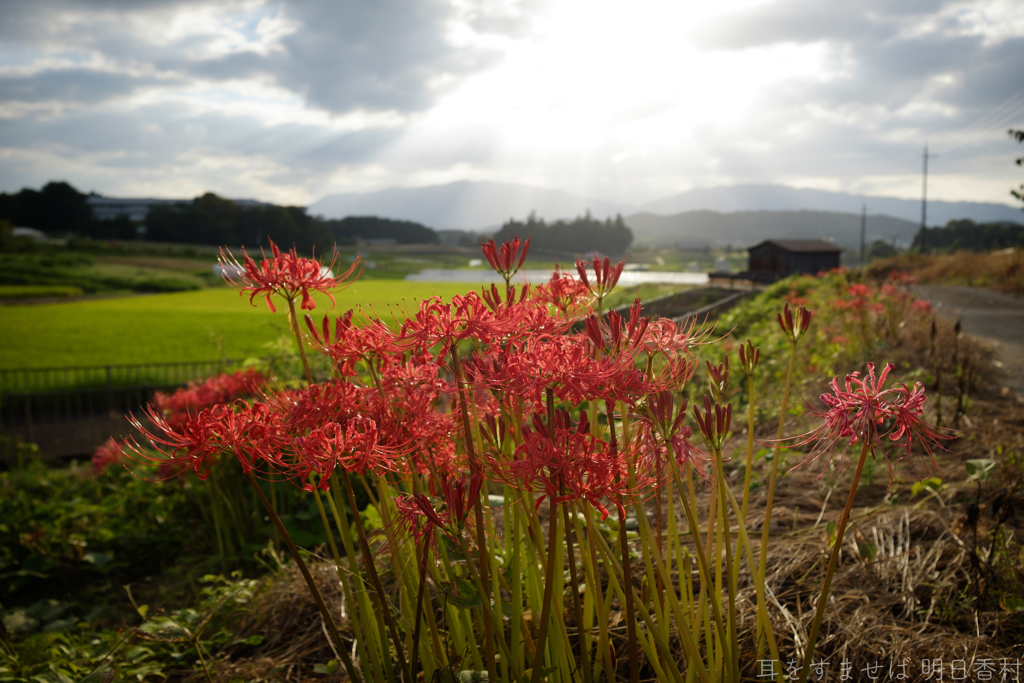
[{"x1": 0, "y1": 282, "x2": 474, "y2": 368}]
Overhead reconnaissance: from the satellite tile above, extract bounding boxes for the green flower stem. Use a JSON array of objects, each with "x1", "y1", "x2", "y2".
[
  {"x1": 632, "y1": 499, "x2": 710, "y2": 683},
  {"x1": 529, "y1": 497, "x2": 560, "y2": 683},
  {"x1": 342, "y1": 473, "x2": 411, "y2": 683},
  {"x1": 575, "y1": 506, "x2": 614, "y2": 681},
  {"x1": 285, "y1": 297, "x2": 313, "y2": 384},
  {"x1": 409, "y1": 538, "x2": 431, "y2": 681},
  {"x1": 449, "y1": 345, "x2": 498, "y2": 683},
  {"x1": 604, "y1": 398, "x2": 640, "y2": 683},
  {"x1": 712, "y1": 446, "x2": 739, "y2": 682},
  {"x1": 451, "y1": 533, "x2": 525, "y2": 683},
  {"x1": 797, "y1": 433, "x2": 873, "y2": 683},
  {"x1": 243, "y1": 470, "x2": 361, "y2": 683},
  {"x1": 756, "y1": 339, "x2": 798, "y2": 657},
  {"x1": 741, "y1": 373, "x2": 756, "y2": 524},
  {"x1": 580, "y1": 502, "x2": 688, "y2": 683},
  {"x1": 721, "y1": 477, "x2": 784, "y2": 683},
  {"x1": 670, "y1": 462, "x2": 728, "y2": 667},
  {"x1": 328, "y1": 476, "x2": 387, "y2": 683},
  {"x1": 509, "y1": 486, "x2": 525, "y2": 673},
  {"x1": 561, "y1": 491, "x2": 592, "y2": 683}
]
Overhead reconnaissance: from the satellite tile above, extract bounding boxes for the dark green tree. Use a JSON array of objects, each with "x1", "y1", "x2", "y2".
[
  {"x1": 493, "y1": 212, "x2": 632, "y2": 257},
  {"x1": 0, "y1": 181, "x2": 92, "y2": 234}
]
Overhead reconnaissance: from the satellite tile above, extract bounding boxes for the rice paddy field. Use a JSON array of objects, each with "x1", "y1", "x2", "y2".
[{"x1": 0, "y1": 282, "x2": 475, "y2": 368}]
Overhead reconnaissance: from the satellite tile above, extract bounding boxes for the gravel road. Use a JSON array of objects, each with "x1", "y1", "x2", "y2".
[{"x1": 914, "y1": 285, "x2": 1024, "y2": 396}]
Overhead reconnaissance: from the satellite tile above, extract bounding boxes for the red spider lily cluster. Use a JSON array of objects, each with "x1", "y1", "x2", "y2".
[
  {"x1": 152, "y1": 369, "x2": 264, "y2": 430},
  {"x1": 126, "y1": 240, "x2": 707, "y2": 516},
  {"x1": 112, "y1": 237, "x2": 954, "y2": 683},
  {"x1": 92, "y1": 436, "x2": 125, "y2": 474}
]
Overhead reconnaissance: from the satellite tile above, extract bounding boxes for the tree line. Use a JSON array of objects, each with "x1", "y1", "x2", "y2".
[
  {"x1": 0, "y1": 181, "x2": 439, "y2": 251},
  {"x1": 912, "y1": 219, "x2": 1024, "y2": 253},
  {"x1": 493, "y1": 211, "x2": 633, "y2": 257}
]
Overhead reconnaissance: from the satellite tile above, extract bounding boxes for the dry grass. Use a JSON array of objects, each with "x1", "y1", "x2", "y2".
[{"x1": 868, "y1": 250, "x2": 1024, "y2": 295}]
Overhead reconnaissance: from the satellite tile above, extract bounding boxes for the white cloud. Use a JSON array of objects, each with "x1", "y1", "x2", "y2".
[{"x1": 0, "y1": 0, "x2": 1020, "y2": 208}]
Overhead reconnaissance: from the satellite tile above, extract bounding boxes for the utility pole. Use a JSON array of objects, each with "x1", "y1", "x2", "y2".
[
  {"x1": 860, "y1": 201, "x2": 867, "y2": 267},
  {"x1": 920, "y1": 145, "x2": 937, "y2": 253}
]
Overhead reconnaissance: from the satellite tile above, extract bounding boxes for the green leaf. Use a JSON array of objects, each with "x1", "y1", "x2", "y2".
[
  {"x1": 313, "y1": 660, "x2": 340, "y2": 675},
  {"x1": 1000, "y1": 595, "x2": 1024, "y2": 612},
  {"x1": 82, "y1": 552, "x2": 112, "y2": 567},
  {"x1": 2, "y1": 610, "x2": 39, "y2": 634},
  {"x1": 79, "y1": 668, "x2": 115, "y2": 683},
  {"x1": 360, "y1": 504, "x2": 383, "y2": 532},
  {"x1": 911, "y1": 477, "x2": 942, "y2": 497},
  {"x1": 826, "y1": 521, "x2": 837, "y2": 548},
  {"x1": 41, "y1": 617, "x2": 77, "y2": 633},
  {"x1": 965, "y1": 459, "x2": 997, "y2": 483},
  {"x1": 446, "y1": 578, "x2": 482, "y2": 609},
  {"x1": 857, "y1": 542, "x2": 878, "y2": 561}
]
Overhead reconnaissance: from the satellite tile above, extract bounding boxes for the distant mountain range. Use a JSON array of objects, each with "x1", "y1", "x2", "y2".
[
  {"x1": 309, "y1": 181, "x2": 629, "y2": 231},
  {"x1": 308, "y1": 180, "x2": 1022, "y2": 247},
  {"x1": 644, "y1": 184, "x2": 1023, "y2": 227},
  {"x1": 627, "y1": 210, "x2": 920, "y2": 250}
]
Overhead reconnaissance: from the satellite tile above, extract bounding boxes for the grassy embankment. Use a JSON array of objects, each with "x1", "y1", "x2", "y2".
[{"x1": 870, "y1": 249, "x2": 1024, "y2": 294}]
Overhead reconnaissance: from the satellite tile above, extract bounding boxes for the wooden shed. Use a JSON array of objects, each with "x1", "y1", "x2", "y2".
[{"x1": 747, "y1": 239, "x2": 841, "y2": 278}]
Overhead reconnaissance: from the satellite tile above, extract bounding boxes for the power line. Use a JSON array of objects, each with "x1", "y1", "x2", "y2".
[{"x1": 939, "y1": 88, "x2": 1024, "y2": 157}]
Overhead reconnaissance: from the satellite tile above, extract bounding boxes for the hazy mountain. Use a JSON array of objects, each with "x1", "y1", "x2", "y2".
[
  {"x1": 308, "y1": 181, "x2": 1021, "y2": 240},
  {"x1": 625, "y1": 210, "x2": 922, "y2": 250},
  {"x1": 643, "y1": 184, "x2": 1023, "y2": 226},
  {"x1": 308, "y1": 181, "x2": 633, "y2": 230}
]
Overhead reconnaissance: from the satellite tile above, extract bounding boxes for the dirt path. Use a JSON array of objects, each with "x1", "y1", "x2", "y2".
[{"x1": 914, "y1": 285, "x2": 1024, "y2": 396}]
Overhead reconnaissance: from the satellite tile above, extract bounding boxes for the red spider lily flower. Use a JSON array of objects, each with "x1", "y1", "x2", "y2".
[
  {"x1": 305, "y1": 310, "x2": 401, "y2": 376},
  {"x1": 789, "y1": 362, "x2": 953, "y2": 480},
  {"x1": 436, "y1": 469, "x2": 485, "y2": 529},
  {"x1": 738, "y1": 339, "x2": 760, "y2": 377},
  {"x1": 536, "y1": 267, "x2": 592, "y2": 315},
  {"x1": 292, "y1": 418, "x2": 393, "y2": 487},
  {"x1": 847, "y1": 283, "x2": 871, "y2": 298},
  {"x1": 92, "y1": 437, "x2": 125, "y2": 474},
  {"x1": 706, "y1": 356, "x2": 729, "y2": 402},
  {"x1": 219, "y1": 239, "x2": 359, "y2": 313},
  {"x1": 393, "y1": 468, "x2": 484, "y2": 545},
  {"x1": 126, "y1": 400, "x2": 283, "y2": 480},
  {"x1": 481, "y1": 281, "x2": 533, "y2": 311},
  {"x1": 277, "y1": 379, "x2": 367, "y2": 434},
  {"x1": 506, "y1": 409, "x2": 638, "y2": 520},
  {"x1": 643, "y1": 316, "x2": 713, "y2": 358},
  {"x1": 576, "y1": 254, "x2": 625, "y2": 304},
  {"x1": 693, "y1": 395, "x2": 732, "y2": 452},
  {"x1": 393, "y1": 493, "x2": 452, "y2": 549},
  {"x1": 399, "y1": 291, "x2": 504, "y2": 359},
  {"x1": 778, "y1": 302, "x2": 813, "y2": 343},
  {"x1": 480, "y1": 236, "x2": 530, "y2": 282},
  {"x1": 585, "y1": 300, "x2": 650, "y2": 356},
  {"x1": 635, "y1": 391, "x2": 707, "y2": 479}
]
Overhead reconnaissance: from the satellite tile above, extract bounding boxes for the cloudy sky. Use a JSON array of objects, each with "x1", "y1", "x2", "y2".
[{"x1": 1, "y1": 0, "x2": 1022, "y2": 207}]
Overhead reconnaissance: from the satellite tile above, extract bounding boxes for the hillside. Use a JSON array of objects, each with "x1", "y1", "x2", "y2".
[
  {"x1": 642, "y1": 183, "x2": 1023, "y2": 226},
  {"x1": 625, "y1": 209, "x2": 921, "y2": 249}
]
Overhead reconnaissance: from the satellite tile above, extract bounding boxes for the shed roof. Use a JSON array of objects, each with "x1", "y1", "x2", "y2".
[{"x1": 748, "y1": 239, "x2": 842, "y2": 253}]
